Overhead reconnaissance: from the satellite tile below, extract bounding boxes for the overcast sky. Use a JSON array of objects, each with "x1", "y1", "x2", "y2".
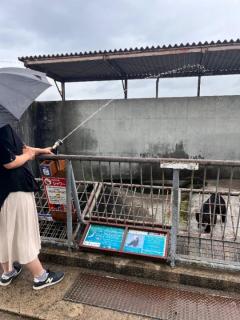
[{"x1": 1, "y1": 0, "x2": 240, "y2": 101}]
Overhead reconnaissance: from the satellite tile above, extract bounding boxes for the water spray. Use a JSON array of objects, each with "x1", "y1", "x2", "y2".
[{"x1": 51, "y1": 64, "x2": 204, "y2": 152}]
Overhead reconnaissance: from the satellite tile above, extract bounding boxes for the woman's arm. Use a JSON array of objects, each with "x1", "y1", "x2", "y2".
[
  {"x1": 24, "y1": 146, "x2": 53, "y2": 156},
  {"x1": 3, "y1": 146, "x2": 53, "y2": 170},
  {"x1": 3, "y1": 148, "x2": 35, "y2": 170}
]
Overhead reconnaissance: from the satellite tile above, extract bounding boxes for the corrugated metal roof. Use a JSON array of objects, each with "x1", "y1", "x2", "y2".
[{"x1": 18, "y1": 39, "x2": 240, "y2": 82}]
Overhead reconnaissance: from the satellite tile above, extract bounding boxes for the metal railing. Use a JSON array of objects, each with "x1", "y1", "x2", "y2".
[{"x1": 36, "y1": 155, "x2": 240, "y2": 270}]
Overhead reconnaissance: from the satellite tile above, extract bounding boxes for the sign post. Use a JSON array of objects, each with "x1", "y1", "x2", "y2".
[{"x1": 160, "y1": 161, "x2": 199, "y2": 267}]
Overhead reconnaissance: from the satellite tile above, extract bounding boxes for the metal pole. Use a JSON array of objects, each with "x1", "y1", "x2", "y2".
[
  {"x1": 197, "y1": 76, "x2": 201, "y2": 97},
  {"x1": 54, "y1": 80, "x2": 63, "y2": 100},
  {"x1": 124, "y1": 79, "x2": 128, "y2": 99},
  {"x1": 170, "y1": 169, "x2": 180, "y2": 267},
  {"x1": 61, "y1": 82, "x2": 66, "y2": 101},
  {"x1": 156, "y1": 77, "x2": 159, "y2": 98},
  {"x1": 66, "y1": 160, "x2": 73, "y2": 249},
  {"x1": 69, "y1": 161, "x2": 85, "y2": 224}
]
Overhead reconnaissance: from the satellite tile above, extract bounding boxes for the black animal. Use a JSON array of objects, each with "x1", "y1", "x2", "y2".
[{"x1": 196, "y1": 193, "x2": 227, "y2": 233}]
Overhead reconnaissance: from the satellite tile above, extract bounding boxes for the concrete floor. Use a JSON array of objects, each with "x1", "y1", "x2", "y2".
[
  {"x1": 0, "y1": 311, "x2": 34, "y2": 319},
  {"x1": 0, "y1": 260, "x2": 240, "y2": 320},
  {"x1": 0, "y1": 263, "x2": 150, "y2": 320}
]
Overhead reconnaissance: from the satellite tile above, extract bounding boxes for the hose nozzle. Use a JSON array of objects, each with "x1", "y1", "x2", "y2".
[{"x1": 52, "y1": 139, "x2": 63, "y2": 152}]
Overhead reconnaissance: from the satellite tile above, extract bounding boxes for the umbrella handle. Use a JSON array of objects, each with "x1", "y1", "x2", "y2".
[{"x1": 51, "y1": 139, "x2": 63, "y2": 154}]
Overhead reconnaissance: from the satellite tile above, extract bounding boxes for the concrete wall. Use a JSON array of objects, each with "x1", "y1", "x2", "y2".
[{"x1": 22, "y1": 95, "x2": 240, "y2": 161}]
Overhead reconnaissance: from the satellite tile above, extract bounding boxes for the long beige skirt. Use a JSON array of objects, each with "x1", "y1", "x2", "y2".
[{"x1": 0, "y1": 192, "x2": 41, "y2": 266}]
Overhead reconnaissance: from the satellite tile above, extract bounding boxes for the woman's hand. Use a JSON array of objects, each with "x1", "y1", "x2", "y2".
[
  {"x1": 38, "y1": 147, "x2": 54, "y2": 155},
  {"x1": 23, "y1": 146, "x2": 54, "y2": 156}
]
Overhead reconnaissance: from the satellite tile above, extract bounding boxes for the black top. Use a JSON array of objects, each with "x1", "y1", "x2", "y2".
[{"x1": 0, "y1": 124, "x2": 38, "y2": 208}]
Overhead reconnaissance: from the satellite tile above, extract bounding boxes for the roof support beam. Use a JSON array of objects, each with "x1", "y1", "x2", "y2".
[
  {"x1": 54, "y1": 80, "x2": 66, "y2": 101},
  {"x1": 124, "y1": 79, "x2": 128, "y2": 99},
  {"x1": 122, "y1": 79, "x2": 128, "y2": 99},
  {"x1": 61, "y1": 82, "x2": 66, "y2": 101},
  {"x1": 156, "y1": 77, "x2": 160, "y2": 98},
  {"x1": 54, "y1": 80, "x2": 63, "y2": 100},
  {"x1": 197, "y1": 76, "x2": 201, "y2": 97}
]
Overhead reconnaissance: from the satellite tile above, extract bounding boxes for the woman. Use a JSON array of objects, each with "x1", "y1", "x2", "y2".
[{"x1": 0, "y1": 124, "x2": 64, "y2": 290}]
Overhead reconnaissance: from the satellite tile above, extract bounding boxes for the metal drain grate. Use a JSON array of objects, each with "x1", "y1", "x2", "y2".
[{"x1": 64, "y1": 273, "x2": 240, "y2": 320}]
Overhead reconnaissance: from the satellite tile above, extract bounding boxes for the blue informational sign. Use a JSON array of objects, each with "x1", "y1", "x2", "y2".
[
  {"x1": 83, "y1": 224, "x2": 125, "y2": 250},
  {"x1": 123, "y1": 229, "x2": 167, "y2": 257}
]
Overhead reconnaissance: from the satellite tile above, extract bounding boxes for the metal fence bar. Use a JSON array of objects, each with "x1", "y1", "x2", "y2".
[
  {"x1": 161, "y1": 170, "x2": 166, "y2": 229},
  {"x1": 90, "y1": 160, "x2": 101, "y2": 221},
  {"x1": 66, "y1": 160, "x2": 73, "y2": 249},
  {"x1": 235, "y1": 198, "x2": 240, "y2": 241},
  {"x1": 150, "y1": 165, "x2": 154, "y2": 226},
  {"x1": 223, "y1": 167, "x2": 234, "y2": 239},
  {"x1": 210, "y1": 167, "x2": 220, "y2": 239},
  {"x1": 128, "y1": 162, "x2": 134, "y2": 222},
  {"x1": 187, "y1": 170, "x2": 194, "y2": 255},
  {"x1": 109, "y1": 161, "x2": 117, "y2": 223},
  {"x1": 38, "y1": 154, "x2": 240, "y2": 166},
  {"x1": 70, "y1": 162, "x2": 84, "y2": 225},
  {"x1": 170, "y1": 169, "x2": 180, "y2": 267},
  {"x1": 197, "y1": 166, "x2": 206, "y2": 256}
]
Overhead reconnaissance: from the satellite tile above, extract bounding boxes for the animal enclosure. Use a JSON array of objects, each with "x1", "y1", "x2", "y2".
[{"x1": 35, "y1": 155, "x2": 240, "y2": 268}]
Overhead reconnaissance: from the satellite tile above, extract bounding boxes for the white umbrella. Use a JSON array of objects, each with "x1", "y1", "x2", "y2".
[{"x1": 0, "y1": 67, "x2": 51, "y2": 121}]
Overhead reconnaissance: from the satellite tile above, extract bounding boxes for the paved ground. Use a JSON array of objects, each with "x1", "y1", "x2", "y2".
[
  {"x1": 0, "y1": 261, "x2": 239, "y2": 320},
  {"x1": 0, "y1": 311, "x2": 33, "y2": 319},
  {"x1": 0, "y1": 263, "x2": 151, "y2": 320}
]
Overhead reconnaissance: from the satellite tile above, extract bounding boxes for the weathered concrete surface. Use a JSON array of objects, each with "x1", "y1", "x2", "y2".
[
  {"x1": 0, "y1": 311, "x2": 31, "y2": 319},
  {"x1": 0, "y1": 261, "x2": 239, "y2": 320},
  {"x1": 40, "y1": 247, "x2": 240, "y2": 294},
  {"x1": 0, "y1": 263, "x2": 150, "y2": 320},
  {"x1": 22, "y1": 95, "x2": 240, "y2": 160}
]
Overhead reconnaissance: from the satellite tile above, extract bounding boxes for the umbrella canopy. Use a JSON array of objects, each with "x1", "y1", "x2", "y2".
[{"x1": 0, "y1": 67, "x2": 51, "y2": 120}]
